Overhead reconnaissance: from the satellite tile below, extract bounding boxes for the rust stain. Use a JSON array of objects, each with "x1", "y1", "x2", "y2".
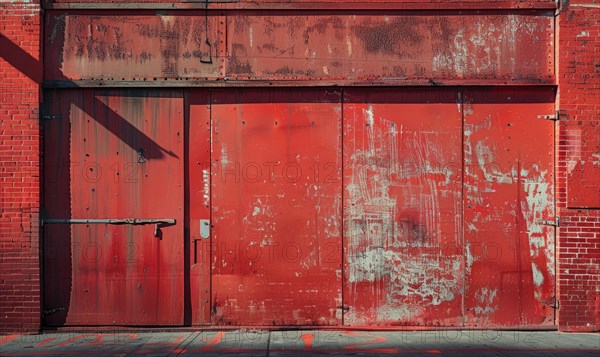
[
  {"x1": 353, "y1": 17, "x2": 423, "y2": 56},
  {"x1": 224, "y1": 12, "x2": 553, "y2": 81},
  {"x1": 47, "y1": 13, "x2": 223, "y2": 80},
  {"x1": 46, "y1": 11, "x2": 554, "y2": 82}
]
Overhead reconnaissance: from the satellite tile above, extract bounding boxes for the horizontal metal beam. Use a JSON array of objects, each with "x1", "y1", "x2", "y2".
[
  {"x1": 43, "y1": 1, "x2": 558, "y2": 11},
  {"x1": 43, "y1": 79, "x2": 557, "y2": 88}
]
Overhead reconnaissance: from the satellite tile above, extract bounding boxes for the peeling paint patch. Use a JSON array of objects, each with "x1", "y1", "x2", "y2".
[
  {"x1": 465, "y1": 242, "x2": 474, "y2": 274},
  {"x1": 474, "y1": 287, "x2": 498, "y2": 315},
  {"x1": 474, "y1": 140, "x2": 513, "y2": 184},
  {"x1": 344, "y1": 92, "x2": 463, "y2": 325},
  {"x1": 522, "y1": 179, "x2": 550, "y2": 258},
  {"x1": 463, "y1": 88, "x2": 556, "y2": 327},
  {"x1": 532, "y1": 262, "x2": 545, "y2": 287}
]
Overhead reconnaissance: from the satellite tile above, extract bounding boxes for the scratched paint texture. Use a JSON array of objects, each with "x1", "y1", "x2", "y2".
[
  {"x1": 44, "y1": 10, "x2": 554, "y2": 83},
  {"x1": 343, "y1": 89, "x2": 463, "y2": 326},
  {"x1": 463, "y1": 88, "x2": 556, "y2": 327},
  {"x1": 43, "y1": 89, "x2": 185, "y2": 325},
  {"x1": 227, "y1": 12, "x2": 553, "y2": 81}
]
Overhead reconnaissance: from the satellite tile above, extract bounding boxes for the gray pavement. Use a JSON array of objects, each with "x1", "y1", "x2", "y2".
[{"x1": 0, "y1": 330, "x2": 598, "y2": 356}]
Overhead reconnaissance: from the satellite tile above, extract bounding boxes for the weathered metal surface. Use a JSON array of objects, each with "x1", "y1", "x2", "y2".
[
  {"x1": 188, "y1": 89, "x2": 212, "y2": 325},
  {"x1": 463, "y1": 87, "x2": 556, "y2": 327},
  {"x1": 42, "y1": 86, "x2": 557, "y2": 328},
  {"x1": 45, "y1": 11, "x2": 554, "y2": 84},
  {"x1": 343, "y1": 88, "x2": 464, "y2": 326},
  {"x1": 227, "y1": 11, "x2": 554, "y2": 82},
  {"x1": 43, "y1": 89, "x2": 185, "y2": 325},
  {"x1": 45, "y1": 11, "x2": 226, "y2": 81},
  {"x1": 210, "y1": 88, "x2": 343, "y2": 325}
]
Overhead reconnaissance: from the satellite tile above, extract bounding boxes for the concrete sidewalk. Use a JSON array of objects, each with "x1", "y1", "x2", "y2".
[{"x1": 0, "y1": 330, "x2": 598, "y2": 356}]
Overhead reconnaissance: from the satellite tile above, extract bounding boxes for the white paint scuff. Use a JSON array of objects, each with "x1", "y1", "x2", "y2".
[
  {"x1": 220, "y1": 144, "x2": 229, "y2": 166},
  {"x1": 346, "y1": 104, "x2": 461, "y2": 322},
  {"x1": 474, "y1": 287, "x2": 498, "y2": 315},
  {"x1": 531, "y1": 262, "x2": 544, "y2": 287},
  {"x1": 202, "y1": 169, "x2": 210, "y2": 206}
]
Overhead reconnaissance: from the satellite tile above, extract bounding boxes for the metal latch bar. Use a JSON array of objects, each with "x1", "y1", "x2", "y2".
[
  {"x1": 537, "y1": 216, "x2": 560, "y2": 227},
  {"x1": 42, "y1": 218, "x2": 176, "y2": 238},
  {"x1": 42, "y1": 218, "x2": 175, "y2": 225},
  {"x1": 537, "y1": 110, "x2": 565, "y2": 121}
]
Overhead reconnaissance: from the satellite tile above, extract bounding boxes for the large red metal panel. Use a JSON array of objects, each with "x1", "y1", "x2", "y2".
[
  {"x1": 343, "y1": 88, "x2": 463, "y2": 326},
  {"x1": 227, "y1": 12, "x2": 554, "y2": 82},
  {"x1": 44, "y1": 11, "x2": 554, "y2": 84},
  {"x1": 463, "y1": 87, "x2": 556, "y2": 327},
  {"x1": 211, "y1": 89, "x2": 343, "y2": 325},
  {"x1": 44, "y1": 11, "x2": 225, "y2": 81},
  {"x1": 43, "y1": 89, "x2": 184, "y2": 325}
]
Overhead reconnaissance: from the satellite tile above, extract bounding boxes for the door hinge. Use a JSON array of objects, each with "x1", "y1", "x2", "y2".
[
  {"x1": 337, "y1": 305, "x2": 350, "y2": 312},
  {"x1": 537, "y1": 216, "x2": 560, "y2": 227},
  {"x1": 540, "y1": 296, "x2": 559, "y2": 309},
  {"x1": 537, "y1": 110, "x2": 565, "y2": 121}
]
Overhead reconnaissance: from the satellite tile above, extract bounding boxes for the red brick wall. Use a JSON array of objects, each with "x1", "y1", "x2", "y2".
[
  {"x1": 0, "y1": 0, "x2": 42, "y2": 333},
  {"x1": 557, "y1": 0, "x2": 600, "y2": 332}
]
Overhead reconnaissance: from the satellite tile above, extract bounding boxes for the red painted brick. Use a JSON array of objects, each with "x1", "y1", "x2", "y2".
[{"x1": 0, "y1": 0, "x2": 41, "y2": 334}]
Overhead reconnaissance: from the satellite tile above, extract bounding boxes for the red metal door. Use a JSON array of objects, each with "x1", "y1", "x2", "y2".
[
  {"x1": 211, "y1": 89, "x2": 343, "y2": 325},
  {"x1": 343, "y1": 88, "x2": 464, "y2": 326},
  {"x1": 463, "y1": 87, "x2": 556, "y2": 327},
  {"x1": 43, "y1": 89, "x2": 185, "y2": 325}
]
